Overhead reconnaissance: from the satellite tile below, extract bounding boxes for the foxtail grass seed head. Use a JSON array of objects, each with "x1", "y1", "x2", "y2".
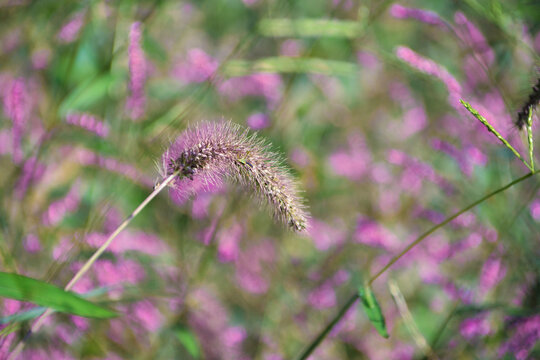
[
  {"x1": 161, "y1": 121, "x2": 309, "y2": 231},
  {"x1": 516, "y1": 77, "x2": 540, "y2": 130}
]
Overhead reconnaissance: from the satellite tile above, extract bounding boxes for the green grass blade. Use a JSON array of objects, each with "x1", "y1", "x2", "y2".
[
  {"x1": 0, "y1": 272, "x2": 117, "y2": 319},
  {"x1": 223, "y1": 57, "x2": 358, "y2": 77},
  {"x1": 258, "y1": 18, "x2": 362, "y2": 38},
  {"x1": 358, "y1": 283, "x2": 389, "y2": 338}
]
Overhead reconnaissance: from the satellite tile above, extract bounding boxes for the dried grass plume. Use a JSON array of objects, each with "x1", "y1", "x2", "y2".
[{"x1": 161, "y1": 121, "x2": 309, "y2": 231}]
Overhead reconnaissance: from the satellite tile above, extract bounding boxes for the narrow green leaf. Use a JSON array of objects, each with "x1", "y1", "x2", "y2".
[
  {"x1": 258, "y1": 18, "x2": 362, "y2": 38},
  {"x1": 0, "y1": 272, "x2": 117, "y2": 319},
  {"x1": 223, "y1": 57, "x2": 358, "y2": 77},
  {"x1": 175, "y1": 328, "x2": 201, "y2": 359},
  {"x1": 460, "y1": 99, "x2": 532, "y2": 171},
  {"x1": 358, "y1": 283, "x2": 389, "y2": 338}
]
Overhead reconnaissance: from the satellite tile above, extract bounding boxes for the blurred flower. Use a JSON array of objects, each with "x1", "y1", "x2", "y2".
[
  {"x1": 31, "y1": 48, "x2": 51, "y2": 70},
  {"x1": 42, "y1": 182, "x2": 81, "y2": 226},
  {"x1": 133, "y1": 301, "x2": 163, "y2": 332},
  {"x1": 479, "y1": 256, "x2": 506, "y2": 296},
  {"x1": 14, "y1": 156, "x2": 46, "y2": 198},
  {"x1": 454, "y1": 12, "x2": 494, "y2": 67},
  {"x1": 308, "y1": 218, "x2": 346, "y2": 251},
  {"x1": 460, "y1": 316, "x2": 491, "y2": 339},
  {"x1": 73, "y1": 148, "x2": 153, "y2": 188},
  {"x1": 172, "y1": 48, "x2": 218, "y2": 84},
  {"x1": 3, "y1": 78, "x2": 28, "y2": 163},
  {"x1": 308, "y1": 282, "x2": 337, "y2": 309},
  {"x1": 235, "y1": 239, "x2": 275, "y2": 294},
  {"x1": 354, "y1": 216, "x2": 400, "y2": 251},
  {"x1": 23, "y1": 234, "x2": 42, "y2": 253},
  {"x1": 246, "y1": 112, "x2": 270, "y2": 130},
  {"x1": 280, "y1": 39, "x2": 303, "y2": 57},
  {"x1": 57, "y1": 12, "x2": 85, "y2": 43},
  {"x1": 86, "y1": 230, "x2": 168, "y2": 256},
  {"x1": 328, "y1": 133, "x2": 371, "y2": 181},
  {"x1": 531, "y1": 199, "x2": 540, "y2": 221},
  {"x1": 389, "y1": 4, "x2": 447, "y2": 28},
  {"x1": 219, "y1": 73, "x2": 283, "y2": 109},
  {"x1": 499, "y1": 315, "x2": 540, "y2": 360},
  {"x1": 217, "y1": 222, "x2": 243, "y2": 262},
  {"x1": 66, "y1": 112, "x2": 109, "y2": 137},
  {"x1": 126, "y1": 22, "x2": 147, "y2": 120}
]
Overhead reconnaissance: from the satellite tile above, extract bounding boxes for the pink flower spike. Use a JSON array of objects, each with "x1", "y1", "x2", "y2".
[
  {"x1": 126, "y1": 22, "x2": 147, "y2": 120},
  {"x1": 389, "y1": 4, "x2": 447, "y2": 28},
  {"x1": 66, "y1": 112, "x2": 109, "y2": 137},
  {"x1": 57, "y1": 12, "x2": 85, "y2": 44}
]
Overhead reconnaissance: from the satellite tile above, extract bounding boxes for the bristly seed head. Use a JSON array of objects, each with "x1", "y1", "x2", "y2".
[
  {"x1": 161, "y1": 121, "x2": 309, "y2": 231},
  {"x1": 516, "y1": 77, "x2": 540, "y2": 130}
]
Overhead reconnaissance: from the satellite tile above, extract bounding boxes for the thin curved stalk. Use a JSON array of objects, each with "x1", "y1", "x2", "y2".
[
  {"x1": 295, "y1": 170, "x2": 539, "y2": 360},
  {"x1": 8, "y1": 171, "x2": 179, "y2": 360}
]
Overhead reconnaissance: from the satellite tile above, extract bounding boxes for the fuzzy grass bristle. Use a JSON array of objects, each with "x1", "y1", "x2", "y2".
[{"x1": 161, "y1": 121, "x2": 309, "y2": 232}]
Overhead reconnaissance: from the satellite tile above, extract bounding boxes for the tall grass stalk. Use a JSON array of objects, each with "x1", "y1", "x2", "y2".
[
  {"x1": 8, "y1": 170, "x2": 180, "y2": 360},
  {"x1": 295, "y1": 170, "x2": 539, "y2": 360}
]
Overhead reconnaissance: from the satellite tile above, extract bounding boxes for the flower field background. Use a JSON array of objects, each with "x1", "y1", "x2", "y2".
[{"x1": 0, "y1": 0, "x2": 539, "y2": 359}]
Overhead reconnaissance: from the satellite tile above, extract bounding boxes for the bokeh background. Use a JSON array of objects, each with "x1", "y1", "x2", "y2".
[{"x1": 1, "y1": 0, "x2": 540, "y2": 359}]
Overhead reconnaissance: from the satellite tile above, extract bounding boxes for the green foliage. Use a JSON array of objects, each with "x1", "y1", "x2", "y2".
[{"x1": 0, "y1": 272, "x2": 117, "y2": 319}]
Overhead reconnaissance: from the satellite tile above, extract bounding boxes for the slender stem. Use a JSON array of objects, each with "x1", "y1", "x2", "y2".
[
  {"x1": 295, "y1": 170, "x2": 539, "y2": 360},
  {"x1": 527, "y1": 106, "x2": 534, "y2": 171},
  {"x1": 8, "y1": 171, "x2": 179, "y2": 360},
  {"x1": 460, "y1": 100, "x2": 533, "y2": 172}
]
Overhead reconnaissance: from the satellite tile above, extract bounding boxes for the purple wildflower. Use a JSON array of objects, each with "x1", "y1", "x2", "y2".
[
  {"x1": 172, "y1": 48, "x2": 219, "y2": 84},
  {"x1": 133, "y1": 301, "x2": 163, "y2": 332},
  {"x1": 66, "y1": 112, "x2": 109, "y2": 137},
  {"x1": 389, "y1": 4, "x2": 447, "y2": 28},
  {"x1": 161, "y1": 121, "x2": 309, "y2": 231},
  {"x1": 86, "y1": 230, "x2": 168, "y2": 256},
  {"x1": 57, "y1": 12, "x2": 85, "y2": 43},
  {"x1": 3, "y1": 78, "x2": 27, "y2": 163},
  {"x1": 126, "y1": 22, "x2": 147, "y2": 120}
]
